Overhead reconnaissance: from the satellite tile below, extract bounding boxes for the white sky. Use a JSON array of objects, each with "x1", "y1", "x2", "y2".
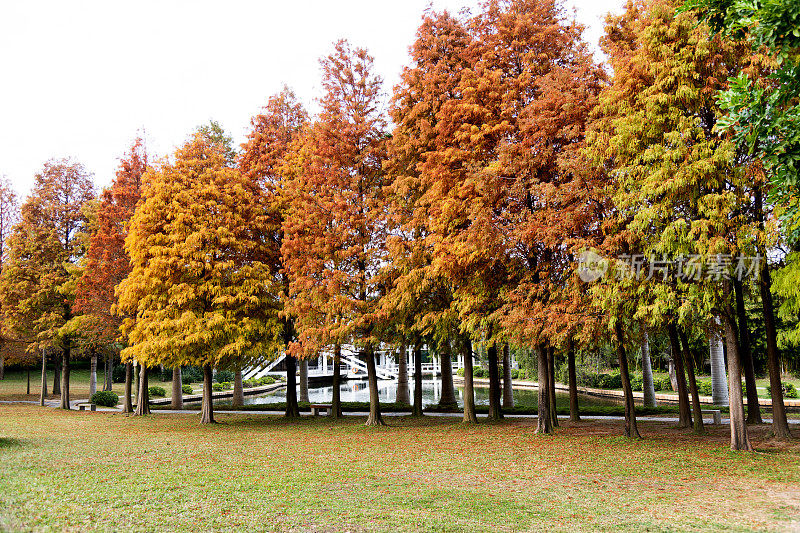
[{"x1": 0, "y1": 0, "x2": 623, "y2": 197}]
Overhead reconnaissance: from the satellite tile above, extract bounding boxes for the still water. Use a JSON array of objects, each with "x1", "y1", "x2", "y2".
[{"x1": 216, "y1": 378, "x2": 571, "y2": 408}]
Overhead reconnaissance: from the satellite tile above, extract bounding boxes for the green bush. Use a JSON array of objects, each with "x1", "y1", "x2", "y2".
[
  {"x1": 630, "y1": 374, "x2": 643, "y2": 392},
  {"x1": 212, "y1": 383, "x2": 224, "y2": 392},
  {"x1": 243, "y1": 379, "x2": 256, "y2": 388},
  {"x1": 90, "y1": 391, "x2": 119, "y2": 407},
  {"x1": 148, "y1": 386, "x2": 166, "y2": 398},
  {"x1": 182, "y1": 384, "x2": 193, "y2": 395},
  {"x1": 456, "y1": 368, "x2": 465, "y2": 377},
  {"x1": 181, "y1": 366, "x2": 203, "y2": 384},
  {"x1": 222, "y1": 381, "x2": 233, "y2": 390},
  {"x1": 510, "y1": 369, "x2": 520, "y2": 380},
  {"x1": 473, "y1": 367, "x2": 486, "y2": 378},
  {"x1": 215, "y1": 370, "x2": 235, "y2": 383},
  {"x1": 697, "y1": 380, "x2": 713, "y2": 396},
  {"x1": 256, "y1": 376, "x2": 275, "y2": 386},
  {"x1": 767, "y1": 383, "x2": 799, "y2": 398},
  {"x1": 596, "y1": 373, "x2": 622, "y2": 389}
]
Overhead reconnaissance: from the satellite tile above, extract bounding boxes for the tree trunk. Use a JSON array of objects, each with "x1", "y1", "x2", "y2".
[
  {"x1": 667, "y1": 323, "x2": 692, "y2": 428},
  {"x1": 568, "y1": 343, "x2": 580, "y2": 421},
  {"x1": 134, "y1": 361, "x2": 140, "y2": 406},
  {"x1": 232, "y1": 369, "x2": 244, "y2": 408},
  {"x1": 284, "y1": 354, "x2": 300, "y2": 418},
  {"x1": 52, "y1": 358, "x2": 61, "y2": 396},
  {"x1": 0, "y1": 355, "x2": 4, "y2": 380},
  {"x1": 641, "y1": 330, "x2": 657, "y2": 407},
  {"x1": 299, "y1": 359, "x2": 309, "y2": 403},
  {"x1": 396, "y1": 340, "x2": 409, "y2": 405},
  {"x1": 330, "y1": 344, "x2": 342, "y2": 419},
  {"x1": 438, "y1": 339, "x2": 457, "y2": 409},
  {"x1": 171, "y1": 367, "x2": 183, "y2": 409},
  {"x1": 615, "y1": 322, "x2": 641, "y2": 439},
  {"x1": 200, "y1": 364, "x2": 215, "y2": 424},
  {"x1": 722, "y1": 309, "x2": 752, "y2": 451},
  {"x1": 39, "y1": 349, "x2": 48, "y2": 406},
  {"x1": 733, "y1": 279, "x2": 761, "y2": 423},
  {"x1": 547, "y1": 346, "x2": 558, "y2": 427},
  {"x1": 502, "y1": 344, "x2": 514, "y2": 409},
  {"x1": 759, "y1": 259, "x2": 792, "y2": 438},
  {"x1": 679, "y1": 328, "x2": 705, "y2": 435},
  {"x1": 89, "y1": 351, "x2": 98, "y2": 397},
  {"x1": 134, "y1": 365, "x2": 150, "y2": 416},
  {"x1": 26, "y1": 369, "x2": 30, "y2": 395},
  {"x1": 364, "y1": 346, "x2": 385, "y2": 426},
  {"x1": 121, "y1": 362, "x2": 133, "y2": 413},
  {"x1": 708, "y1": 321, "x2": 729, "y2": 406},
  {"x1": 536, "y1": 345, "x2": 552, "y2": 434},
  {"x1": 105, "y1": 353, "x2": 114, "y2": 391},
  {"x1": 487, "y1": 343, "x2": 503, "y2": 420},
  {"x1": 412, "y1": 338, "x2": 424, "y2": 417},
  {"x1": 755, "y1": 189, "x2": 792, "y2": 439},
  {"x1": 462, "y1": 338, "x2": 477, "y2": 423},
  {"x1": 60, "y1": 346, "x2": 70, "y2": 410}
]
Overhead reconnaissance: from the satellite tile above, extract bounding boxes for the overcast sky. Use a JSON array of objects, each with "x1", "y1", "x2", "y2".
[{"x1": 0, "y1": 0, "x2": 623, "y2": 198}]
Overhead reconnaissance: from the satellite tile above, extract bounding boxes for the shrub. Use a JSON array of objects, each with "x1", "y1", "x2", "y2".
[
  {"x1": 456, "y1": 368, "x2": 465, "y2": 377},
  {"x1": 697, "y1": 380, "x2": 713, "y2": 396},
  {"x1": 91, "y1": 391, "x2": 119, "y2": 407},
  {"x1": 148, "y1": 386, "x2": 166, "y2": 398},
  {"x1": 222, "y1": 381, "x2": 233, "y2": 390},
  {"x1": 112, "y1": 365, "x2": 127, "y2": 384},
  {"x1": 657, "y1": 377, "x2": 673, "y2": 392},
  {"x1": 181, "y1": 366, "x2": 203, "y2": 384},
  {"x1": 510, "y1": 369, "x2": 520, "y2": 380},
  {"x1": 182, "y1": 384, "x2": 194, "y2": 395},
  {"x1": 215, "y1": 370, "x2": 235, "y2": 383},
  {"x1": 630, "y1": 374, "x2": 643, "y2": 392},
  {"x1": 212, "y1": 383, "x2": 224, "y2": 392},
  {"x1": 256, "y1": 376, "x2": 275, "y2": 386},
  {"x1": 767, "y1": 383, "x2": 799, "y2": 398},
  {"x1": 596, "y1": 373, "x2": 622, "y2": 389},
  {"x1": 473, "y1": 367, "x2": 485, "y2": 378}
]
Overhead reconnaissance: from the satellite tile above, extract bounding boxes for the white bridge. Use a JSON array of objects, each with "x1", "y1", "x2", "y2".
[{"x1": 243, "y1": 345, "x2": 463, "y2": 381}]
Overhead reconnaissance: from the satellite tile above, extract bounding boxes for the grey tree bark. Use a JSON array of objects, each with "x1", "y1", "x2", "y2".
[
  {"x1": 200, "y1": 364, "x2": 215, "y2": 424},
  {"x1": 487, "y1": 343, "x2": 503, "y2": 420},
  {"x1": 232, "y1": 368, "x2": 244, "y2": 408},
  {"x1": 722, "y1": 308, "x2": 752, "y2": 451},
  {"x1": 122, "y1": 362, "x2": 133, "y2": 413},
  {"x1": 679, "y1": 328, "x2": 705, "y2": 435},
  {"x1": 89, "y1": 352, "x2": 98, "y2": 397},
  {"x1": 641, "y1": 330, "x2": 657, "y2": 407},
  {"x1": 52, "y1": 357, "x2": 61, "y2": 396},
  {"x1": 567, "y1": 343, "x2": 580, "y2": 420},
  {"x1": 299, "y1": 359, "x2": 309, "y2": 403},
  {"x1": 171, "y1": 367, "x2": 183, "y2": 409},
  {"x1": 438, "y1": 339, "x2": 457, "y2": 409},
  {"x1": 708, "y1": 321, "x2": 730, "y2": 406},
  {"x1": 502, "y1": 344, "x2": 514, "y2": 409},
  {"x1": 547, "y1": 347, "x2": 558, "y2": 427},
  {"x1": 462, "y1": 338, "x2": 477, "y2": 424},
  {"x1": 396, "y1": 340, "x2": 410, "y2": 405},
  {"x1": 59, "y1": 346, "x2": 70, "y2": 410},
  {"x1": 134, "y1": 365, "x2": 150, "y2": 416},
  {"x1": 39, "y1": 349, "x2": 47, "y2": 406}
]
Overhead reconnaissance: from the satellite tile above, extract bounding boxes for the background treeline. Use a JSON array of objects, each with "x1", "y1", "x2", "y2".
[{"x1": 0, "y1": 0, "x2": 798, "y2": 450}]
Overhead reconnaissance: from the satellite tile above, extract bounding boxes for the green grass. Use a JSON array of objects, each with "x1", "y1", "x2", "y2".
[{"x1": 1, "y1": 404, "x2": 799, "y2": 532}]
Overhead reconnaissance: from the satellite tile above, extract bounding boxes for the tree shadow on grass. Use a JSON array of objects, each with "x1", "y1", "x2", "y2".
[{"x1": 0, "y1": 437, "x2": 24, "y2": 449}]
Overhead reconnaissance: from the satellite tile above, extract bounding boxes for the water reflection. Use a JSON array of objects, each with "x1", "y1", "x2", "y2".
[{"x1": 217, "y1": 378, "x2": 550, "y2": 407}]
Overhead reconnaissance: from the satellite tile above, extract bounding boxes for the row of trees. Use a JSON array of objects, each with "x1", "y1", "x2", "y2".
[{"x1": 1, "y1": 0, "x2": 797, "y2": 450}]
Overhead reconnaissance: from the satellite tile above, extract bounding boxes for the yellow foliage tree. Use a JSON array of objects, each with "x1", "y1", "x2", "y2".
[{"x1": 117, "y1": 132, "x2": 282, "y2": 423}]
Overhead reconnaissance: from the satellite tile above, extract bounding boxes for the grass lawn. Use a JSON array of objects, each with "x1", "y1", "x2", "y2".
[
  {"x1": 0, "y1": 368, "x2": 174, "y2": 402},
  {"x1": 1, "y1": 405, "x2": 799, "y2": 532}
]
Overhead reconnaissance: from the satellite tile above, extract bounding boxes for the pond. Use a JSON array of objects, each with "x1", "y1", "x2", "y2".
[{"x1": 215, "y1": 378, "x2": 621, "y2": 409}]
